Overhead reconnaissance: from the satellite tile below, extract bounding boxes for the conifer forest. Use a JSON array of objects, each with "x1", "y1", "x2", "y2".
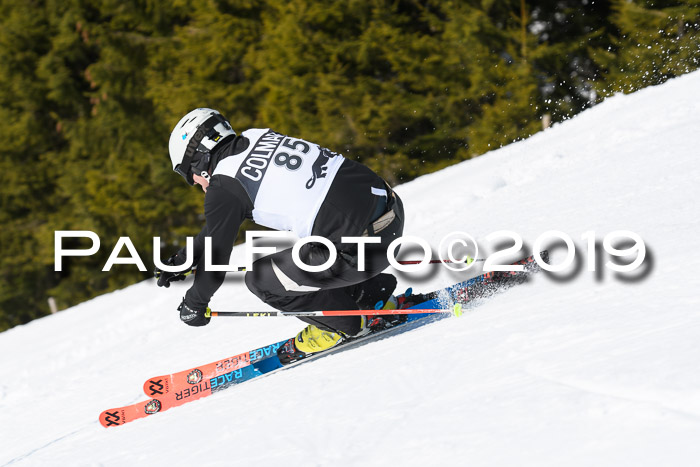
[{"x1": 1, "y1": 0, "x2": 698, "y2": 330}]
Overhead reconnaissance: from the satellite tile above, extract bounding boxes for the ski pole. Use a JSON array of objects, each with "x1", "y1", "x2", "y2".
[
  {"x1": 211, "y1": 258, "x2": 483, "y2": 272},
  {"x1": 206, "y1": 304, "x2": 463, "y2": 318},
  {"x1": 397, "y1": 257, "x2": 484, "y2": 265}
]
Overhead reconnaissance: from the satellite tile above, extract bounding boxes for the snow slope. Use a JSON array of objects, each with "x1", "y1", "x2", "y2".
[{"x1": 2, "y1": 71, "x2": 700, "y2": 467}]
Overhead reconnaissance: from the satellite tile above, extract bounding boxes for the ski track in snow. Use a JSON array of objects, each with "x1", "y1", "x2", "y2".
[{"x1": 2, "y1": 71, "x2": 700, "y2": 466}]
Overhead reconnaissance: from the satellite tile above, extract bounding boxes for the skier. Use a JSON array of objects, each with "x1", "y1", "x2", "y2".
[{"x1": 155, "y1": 108, "x2": 415, "y2": 364}]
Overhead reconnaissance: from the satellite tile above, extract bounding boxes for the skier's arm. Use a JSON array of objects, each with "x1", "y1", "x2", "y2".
[
  {"x1": 175, "y1": 223, "x2": 208, "y2": 267},
  {"x1": 183, "y1": 176, "x2": 253, "y2": 311}
]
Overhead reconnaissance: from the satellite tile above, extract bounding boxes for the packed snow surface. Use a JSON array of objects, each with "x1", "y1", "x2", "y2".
[{"x1": 2, "y1": 71, "x2": 700, "y2": 466}]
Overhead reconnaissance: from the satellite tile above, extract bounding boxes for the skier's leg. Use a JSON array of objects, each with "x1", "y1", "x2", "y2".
[
  {"x1": 245, "y1": 193, "x2": 403, "y2": 333},
  {"x1": 244, "y1": 241, "x2": 371, "y2": 336},
  {"x1": 246, "y1": 170, "x2": 404, "y2": 362}
]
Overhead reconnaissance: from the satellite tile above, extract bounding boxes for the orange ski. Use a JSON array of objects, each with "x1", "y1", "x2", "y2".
[
  {"x1": 142, "y1": 340, "x2": 285, "y2": 398},
  {"x1": 100, "y1": 251, "x2": 548, "y2": 428},
  {"x1": 100, "y1": 363, "x2": 265, "y2": 427},
  {"x1": 99, "y1": 398, "x2": 165, "y2": 427}
]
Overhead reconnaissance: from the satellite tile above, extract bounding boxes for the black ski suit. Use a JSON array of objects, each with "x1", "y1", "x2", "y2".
[{"x1": 181, "y1": 131, "x2": 404, "y2": 336}]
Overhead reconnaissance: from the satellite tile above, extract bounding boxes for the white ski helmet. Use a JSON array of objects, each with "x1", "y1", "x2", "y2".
[{"x1": 168, "y1": 108, "x2": 236, "y2": 185}]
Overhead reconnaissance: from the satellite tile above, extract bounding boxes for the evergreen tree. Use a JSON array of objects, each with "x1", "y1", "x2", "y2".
[
  {"x1": 0, "y1": 0, "x2": 67, "y2": 329},
  {"x1": 435, "y1": 1, "x2": 543, "y2": 155},
  {"x1": 249, "y1": 0, "x2": 465, "y2": 183},
  {"x1": 596, "y1": 0, "x2": 700, "y2": 95},
  {"x1": 525, "y1": 0, "x2": 614, "y2": 120},
  {"x1": 1, "y1": 0, "x2": 698, "y2": 331}
]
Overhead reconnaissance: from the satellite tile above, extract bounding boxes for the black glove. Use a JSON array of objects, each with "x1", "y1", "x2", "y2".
[
  {"x1": 178, "y1": 299, "x2": 211, "y2": 327},
  {"x1": 154, "y1": 252, "x2": 194, "y2": 288}
]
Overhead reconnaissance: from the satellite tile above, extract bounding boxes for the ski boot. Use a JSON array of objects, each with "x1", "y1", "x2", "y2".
[
  {"x1": 366, "y1": 288, "x2": 431, "y2": 331},
  {"x1": 277, "y1": 327, "x2": 342, "y2": 365},
  {"x1": 277, "y1": 316, "x2": 375, "y2": 365}
]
